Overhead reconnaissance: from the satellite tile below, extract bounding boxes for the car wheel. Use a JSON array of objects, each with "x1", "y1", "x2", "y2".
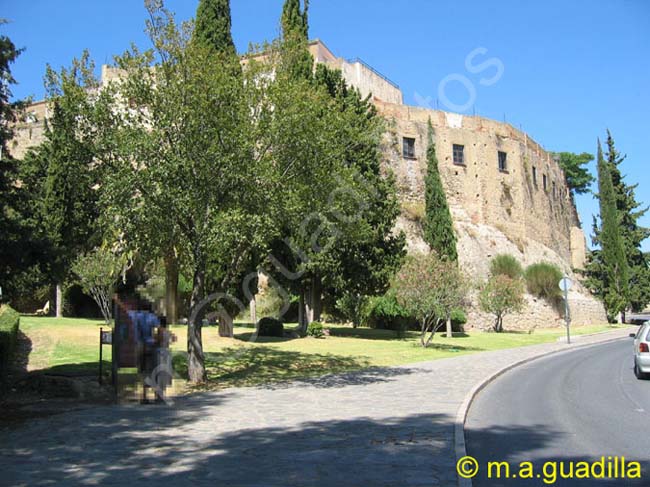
[{"x1": 634, "y1": 362, "x2": 647, "y2": 380}]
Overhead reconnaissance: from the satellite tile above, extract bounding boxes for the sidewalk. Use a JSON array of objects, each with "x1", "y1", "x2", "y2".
[{"x1": 0, "y1": 326, "x2": 633, "y2": 487}]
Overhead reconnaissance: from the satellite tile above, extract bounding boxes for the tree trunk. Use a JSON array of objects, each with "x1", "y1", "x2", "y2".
[
  {"x1": 187, "y1": 267, "x2": 206, "y2": 383},
  {"x1": 420, "y1": 319, "x2": 427, "y2": 347},
  {"x1": 298, "y1": 287, "x2": 308, "y2": 335},
  {"x1": 56, "y1": 283, "x2": 63, "y2": 318},
  {"x1": 445, "y1": 315, "x2": 453, "y2": 338},
  {"x1": 494, "y1": 315, "x2": 503, "y2": 333},
  {"x1": 218, "y1": 313, "x2": 234, "y2": 338},
  {"x1": 249, "y1": 294, "x2": 257, "y2": 325},
  {"x1": 164, "y1": 252, "x2": 179, "y2": 325},
  {"x1": 310, "y1": 275, "x2": 322, "y2": 323}
]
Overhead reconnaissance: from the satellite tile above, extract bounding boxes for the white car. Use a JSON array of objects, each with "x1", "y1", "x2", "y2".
[{"x1": 632, "y1": 321, "x2": 650, "y2": 380}]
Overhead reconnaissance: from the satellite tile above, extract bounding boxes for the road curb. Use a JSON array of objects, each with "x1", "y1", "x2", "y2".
[{"x1": 454, "y1": 331, "x2": 629, "y2": 487}]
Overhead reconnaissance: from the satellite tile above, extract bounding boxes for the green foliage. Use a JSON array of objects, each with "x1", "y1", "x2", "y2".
[
  {"x1": 0, "y1": 21, "x2": 24, "y2": 153},
  {"x1": 555, "y1": 152, "x2": 595, "y2": 195},
  {"x1": 586, "y1": 131, "x2": 649, "y2": 317},
  {"x1": 450, "y1": 309, "x2": 467, "y2": 332},
  {"x1": 585, "y1": 137, "x2": 630, "y2": 319},
  {"x1": 193, "y1": 0, "x2": 237, "y2": 58},
  {"x1": 479, "y1": 275, "x2": 525, "y2": 332},
  {"x1": 524, "y1": 262, "x2": 563, "y2": 303},
  {"x1": 335, "y1": 292, "x2": 367, "y2": 327},
  {"x1": 362, "y1": 293, "x2": 413, "y2": 332},
  {"x1": 279, "y1": 0, "x2": 312, "y2": 80},
  {"x1": 273, "y1": 61, "x2": 405, "y2": 333},
  {"x1": 0, "y1": 305, "x2": 20, "y2": 382},
  {"x1": 423, "y1": 120, "x2": 457, "y2": 261},
  {"x1": 71, "y1": 248, "x2": 125, "y2": 323},
  {"x1": 101, "y1": 3, "x2": 282, "y2": 380},
  {"x1": 392, "y1": 253, "x2": 468, "y2": 346},
  {"x1": 41, "y1": 53, "x2": 102, "y2": 283},
  {"x1": 257, "y1": 317, "x2": 284, "y2": 337},
  {"x1": 306, "y1": 321, "x2": 325, "y2": 338},
  {"x1": 0, "y1": 25, "x2": 49, "y2": 305},
  {"x1": 490, "y1": 254, "x2": 523, "y2": 279}
]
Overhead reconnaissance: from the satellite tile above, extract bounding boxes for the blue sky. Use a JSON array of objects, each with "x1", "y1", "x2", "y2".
[{"x1": 3, "y1": 0, "x2": 649, "y2": 251}]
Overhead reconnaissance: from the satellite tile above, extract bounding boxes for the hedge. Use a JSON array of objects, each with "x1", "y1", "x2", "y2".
[{"x1": 0, "y1": 305, "x2": 20, "y2": 381}]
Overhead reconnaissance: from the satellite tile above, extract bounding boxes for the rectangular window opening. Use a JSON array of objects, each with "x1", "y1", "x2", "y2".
[
  {"x1": 403, "y1": 137, "x2": 416, "y2": 159},
  {"x1": 498, "y1": 151, "x2": 507, "y2": 172},
  {"x1": 453, "y1": 144, "x2": 465, "y2": 165}
]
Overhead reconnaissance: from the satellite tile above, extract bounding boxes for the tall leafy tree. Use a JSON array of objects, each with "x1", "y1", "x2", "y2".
[
  {"x1": 423, "y1": 120, "x2": 457, "y2": 262},
  {"x1": 587, "y1": 131, "x2": 649, "y2": 316},
  {"x1": 279, "y1": 0, "x2": 312, "y2": 81},
  {"x1": 194, "y1": 0, "x2": 237, "y2": 58},
  {"x1": 102, "y1": 3, "x2": 279, "y2": 382},
  {"x1": 0, "y1": 23, "x2": 36, "y2": 304},
  {"x1": 604, "y1": 130, "x2": 650, "y2": 312},
  {"x1": 554, "y1": 152, "x2": 595, "y2": 195},
  {"x1": 40, "y1": 54, "x2": 100, "y2": 317},
  {"x1": 586, "y1": 139, "x2": 629, "y2": 320},
  {"x1": 309, "y1": 64, "x2": 405, "y2": 320}
]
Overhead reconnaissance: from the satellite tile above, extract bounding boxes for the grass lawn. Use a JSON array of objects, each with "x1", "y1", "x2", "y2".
[{"x1": 18, "y1": 315, "x2": 621, "y2": 391}]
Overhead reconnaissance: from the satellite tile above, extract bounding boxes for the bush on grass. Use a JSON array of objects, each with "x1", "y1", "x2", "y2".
[
  {"x1": 450, "y1": 309, "x2": 467, "y2": 333},
  {"x1": 257, "y1": 317, "x2": 284, "y2": 337},
  {"x1": 0, "y1": 305, "x2": 20, "y2": 382},
  {"x1": 307, "y1": 321, "x2": 325, "y2": 338},
  {"x1": 362, "y1": 294, "x2": 415, "y2": 334}
]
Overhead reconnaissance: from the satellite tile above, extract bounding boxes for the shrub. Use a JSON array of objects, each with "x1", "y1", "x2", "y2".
[
  {"x1": 524, "y1": 262, "x2": 563, "y2": 302},
  {"x1": 479, "y1": 275, "x2": 526, "y2": 332},
  {"x1": 363, "y1": 294, "x2": 414, "y2": 332},
  {"x1": 450, "y1": 309, "x2": 467, "y2": 332},
  {"x1": 257, "y1": 317, "x2": 284, "y2": 337},
  {"x1": 0, "y1": 305, "x2": 20, "y2": 382},
  {"x1": 392, "y1": 253, "x2": 469, "y2": 347},
  {"x1": 490, "y1": 254, "x2": 523, "y2": 279},
  {"x1": 307, "y1": 321, "x2": 325, "y2": 338},
  {"x1": 335, "y1": 292, "x2": 367, "y2": 328}
]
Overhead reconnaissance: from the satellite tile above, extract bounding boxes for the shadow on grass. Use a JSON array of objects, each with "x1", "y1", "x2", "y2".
[
  {"x1": 326, "y1": 326, "x2": 415, "y2": 340},
  {"x1": 234, "y1": 331, "x2": 295, "y2": 343},
  {"x1": 171, "y1": 346, "x2": 431, "y2": 391},
  {"x1": 36, "y1": 361, "x2": 111, "y2": 377},
  {"x1": 412, "y1": 341, "x2": 485, "y2": 353}
]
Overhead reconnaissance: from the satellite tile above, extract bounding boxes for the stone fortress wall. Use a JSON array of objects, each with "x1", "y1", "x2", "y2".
[
  {"x1": 8, "y1": 40, "x2": 606, "y2": 327},
  {"x1": 309, "y1": 41, "x2": 606, "y2": 328}
]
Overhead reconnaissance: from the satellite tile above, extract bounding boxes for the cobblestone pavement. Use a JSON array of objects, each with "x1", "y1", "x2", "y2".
[{"x1": 0, "y1": 327, "x2": 632, "y2": 487}]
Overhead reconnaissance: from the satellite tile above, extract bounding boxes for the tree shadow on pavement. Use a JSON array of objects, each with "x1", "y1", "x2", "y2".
[{"x1": 2, "y1": 402, "x2": 628, "y2": 487}]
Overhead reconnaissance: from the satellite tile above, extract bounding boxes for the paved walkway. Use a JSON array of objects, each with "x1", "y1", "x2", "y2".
[{"x1": 0, "y1": 327, "x2": 632, "y2": 487}]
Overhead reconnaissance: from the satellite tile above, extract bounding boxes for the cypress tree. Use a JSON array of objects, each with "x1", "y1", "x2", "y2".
[
  {"x1": 194, "y1": 0, "x2": 237, "y2": 58},
  {"x1": 280, "y1": 0, "x2": 313, "y2": 80},
  {"x1": 423, "y1": 120, "x2": 457, "y2": 261},
  {"x1": 603, "y1": 131, "x2": 650, "y2": 312},
  {"x1": 592, "y1": 139, "x2": 628, "y2": 320}
]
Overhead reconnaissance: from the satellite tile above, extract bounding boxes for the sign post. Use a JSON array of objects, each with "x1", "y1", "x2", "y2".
[
  {"x1": 559, "y1": 276, "x2": 573, "y2": 344},
  {"x1": 99, "y1": 327, "x2": 112, "y2": 384}
]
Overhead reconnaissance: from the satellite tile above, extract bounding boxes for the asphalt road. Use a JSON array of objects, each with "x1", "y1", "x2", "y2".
[{"x1": 465, "y1": 338, "x2": 650, "y2": 486}]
